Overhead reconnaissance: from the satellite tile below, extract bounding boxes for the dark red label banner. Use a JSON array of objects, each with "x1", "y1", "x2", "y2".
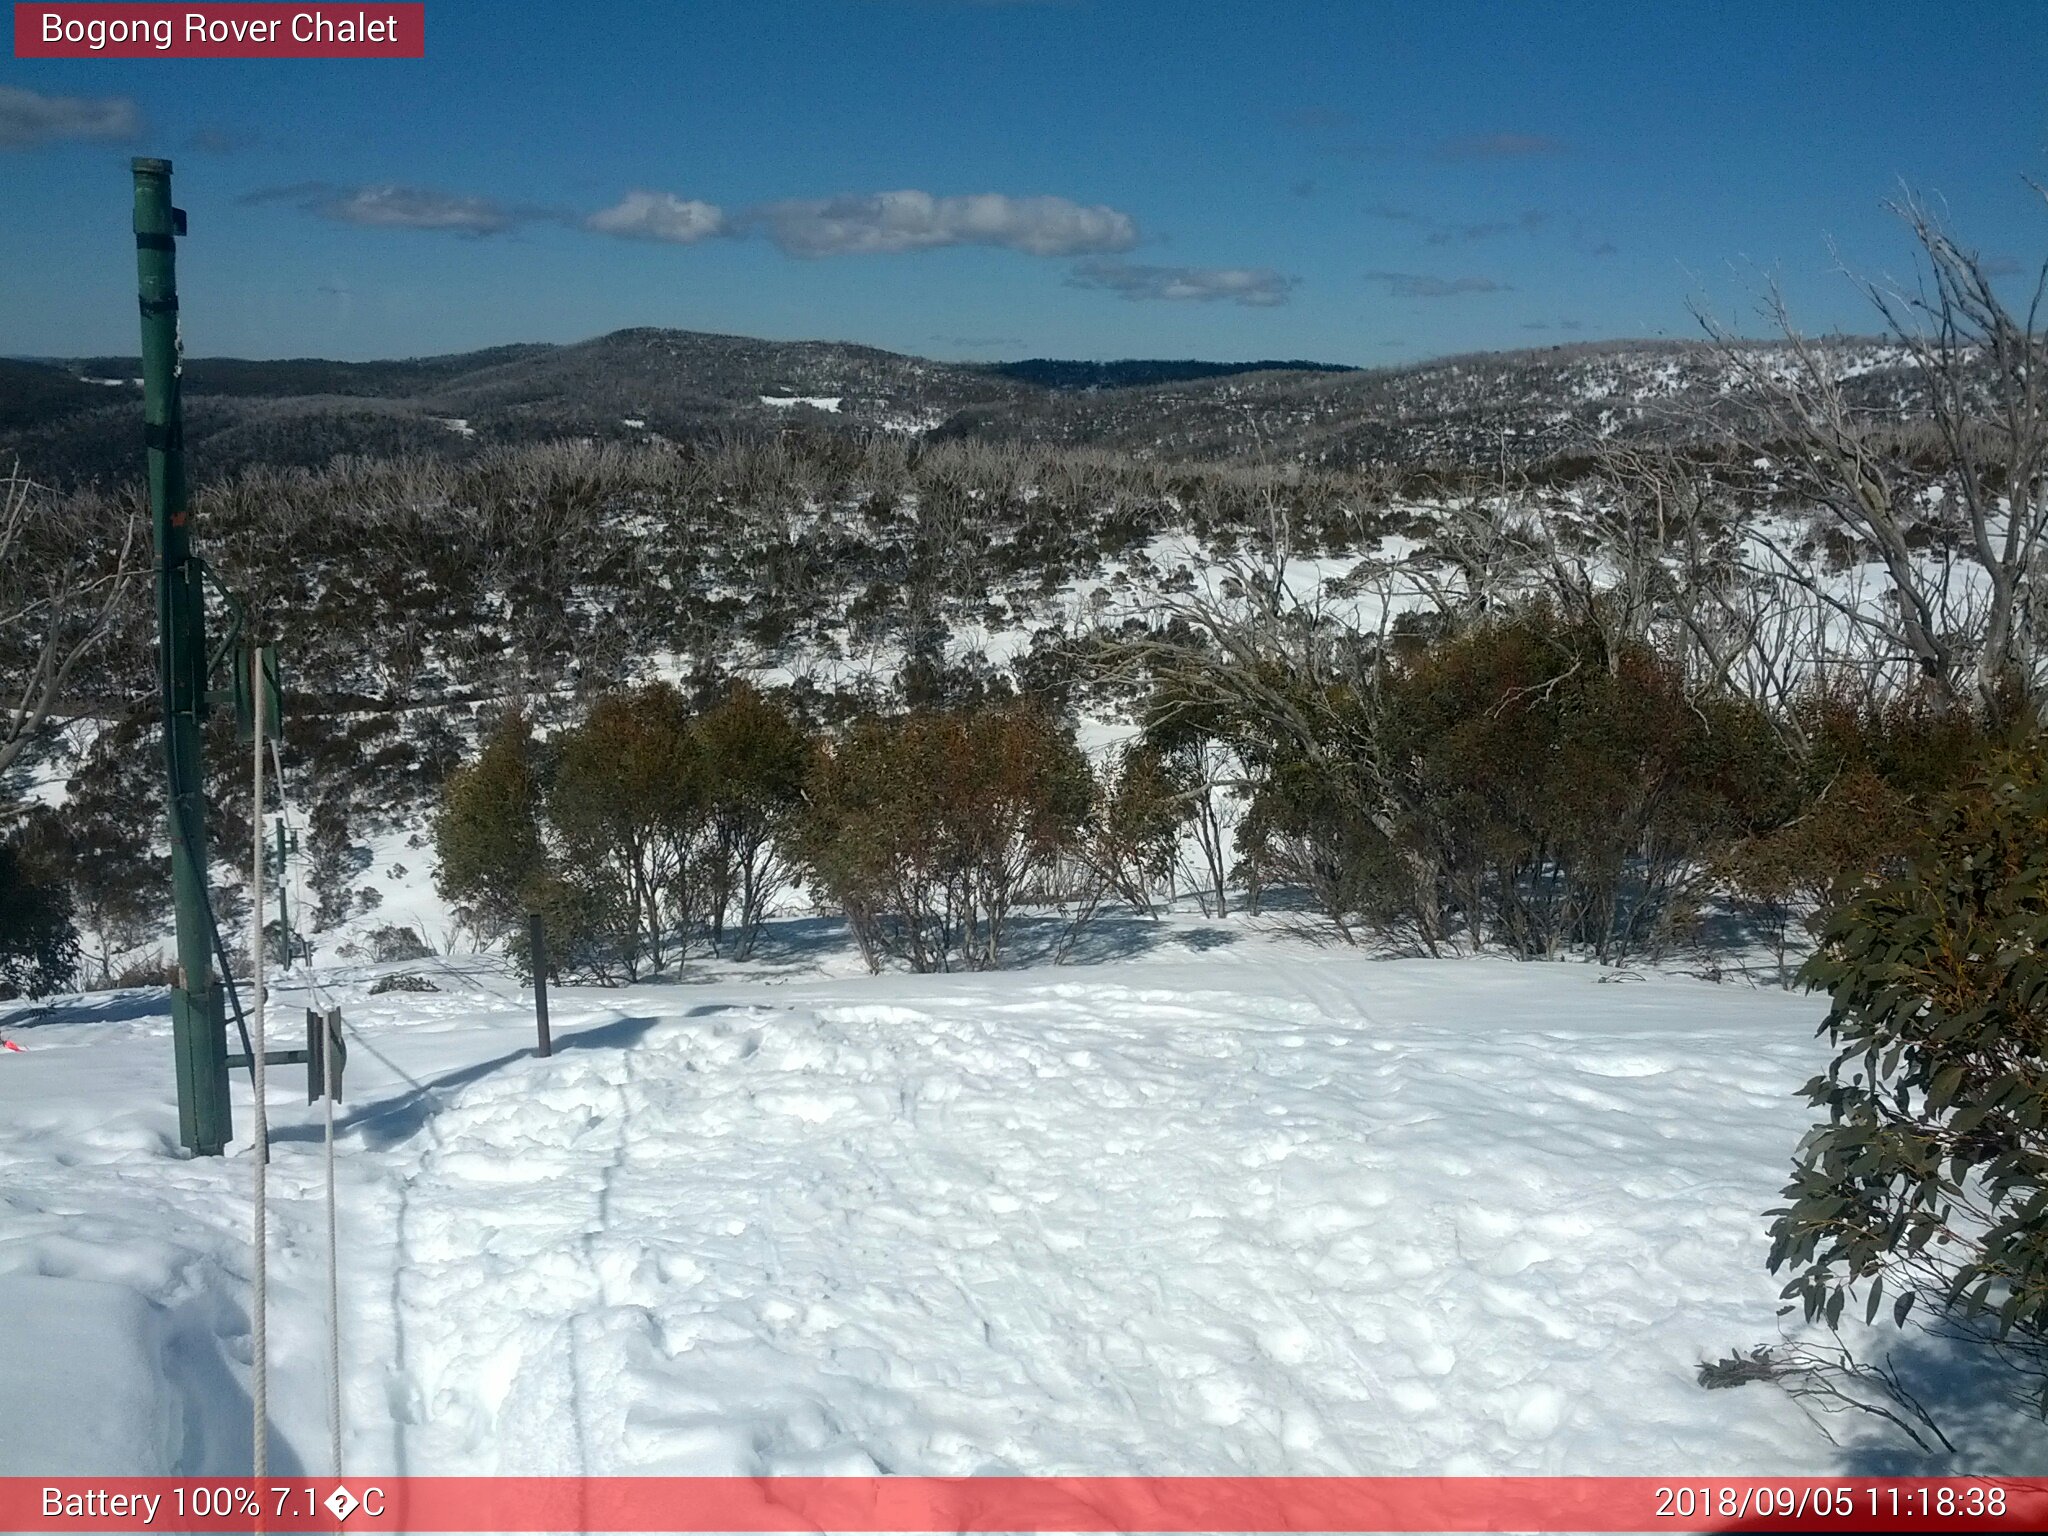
[
  {"x1": 14, "y1": 4, "x2": 424, "y2": 58},
  {"x1": 4, "y1": 1477, "x2": 2047, "y2": 1532}
]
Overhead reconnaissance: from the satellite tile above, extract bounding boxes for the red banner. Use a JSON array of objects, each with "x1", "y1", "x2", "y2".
[
  {"x1": 4, "y1": 1477, "x2": 2047, "y2": 1532},
  {"x1": 13, "y1": 4, "x2": 423, "y2": 58}
]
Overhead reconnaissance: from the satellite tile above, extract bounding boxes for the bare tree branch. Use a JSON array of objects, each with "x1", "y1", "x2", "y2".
[{"x1": 0, "y1": 469, "x2": 143, "y2": 798}]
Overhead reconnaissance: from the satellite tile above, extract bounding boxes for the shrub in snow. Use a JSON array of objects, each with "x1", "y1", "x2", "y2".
[
  {"x1": 368, "y1": 970, "x2": 440, "y2": 994},
  {"x1": 545, "y1": 684, "x2": 706, "y2": 980},
  {"x1": 16, "y1": 731, "x2": 163, "y2": 986},
  {"x1": 693, "y1": 682, "x2": 809, "y2": 960},
  {"x1": 1769, "y1": 752, "x2": 2048, "y2": 1412},
  {"x1": 368, "y1": 924, "x2": 434, "y2": 963},
  {"x1": 514, "y1": 867, "x2": 621, "y2": 985},
  {"x1": 433, "y1": 710, "x2": 550, "y2": 945},
  {"x1": 108, "y1": 951, "x2": 166, "y2": 990},
  {"x1": 433, "y1": 684, "x2": 818, "y2": 984},
  {"x1": 1186, "y1": 603, "x2": 1780, "y2": 958},
  {"x1": 308, "y1": 793, "x2": 368, "y2": 933},
  {"x1": 1716, "y1": 690, "x2": 2000, "y2": 985},
  {"x1": 800, "y1": 702, "x2": 1091, "y2": 972},
  {"x1": 1696, "y1": 1338, "x2": 1954, "y2": 1454},
  {"x1": 1077, "y1": 741, "x2": 1194, "y2": 920}
]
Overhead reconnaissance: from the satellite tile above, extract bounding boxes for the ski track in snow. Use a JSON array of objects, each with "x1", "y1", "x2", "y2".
[{"x1": 2, "y1": 938, "x2": 2039, "y2": 1476}]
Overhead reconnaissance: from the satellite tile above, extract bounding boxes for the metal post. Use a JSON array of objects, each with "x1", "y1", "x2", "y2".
[
  {"x1": 274, "y1": 816, "x2": 292, "y2": 964},
  {"x1": 308, "y1": 1007, "x2": 345, "y2": 1103},
  {"x1": 529, "y1": 912, "x2": 552, "y2": 1058},
  {"x1": 136, "y1": 158, "x2": 230, "y2": 1157}
]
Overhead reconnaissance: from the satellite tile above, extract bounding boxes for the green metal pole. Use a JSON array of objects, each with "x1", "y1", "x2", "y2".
[{"x1": 135, "y1": 158, "x2": 230, "y2": 1157}]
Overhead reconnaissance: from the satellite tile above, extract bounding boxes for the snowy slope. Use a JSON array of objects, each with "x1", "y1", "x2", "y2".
[{"x1": 2, "y1": 921, "x2": 2040, "y2": 1479}]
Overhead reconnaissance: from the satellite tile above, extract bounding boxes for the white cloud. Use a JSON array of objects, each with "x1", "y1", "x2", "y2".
[
  {"x1": 1068, "y1": 260, "x2": 1297, "y2": 307},
  {"x1": 330, "y1": 185, "x2": 514, "y2": 233},
  {"x1": 245, "y1": 182, "x2": 521, "y2": 234},
  {"x1": 250, "y1": 179, "x2": 1140, "y2": 263},
  {"x1": 752, "y1": 190, "x2": 1138, "y2": 257},
  {"x1": 586, "y1": 190, "x2": 728, "y2": 244},
  {"x1": 0, "y1": 86, "x2": 140, "y2": 149}
]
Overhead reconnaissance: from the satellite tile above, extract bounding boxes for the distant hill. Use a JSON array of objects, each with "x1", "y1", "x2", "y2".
[
  {"x1": 941, "y1": 337, "x2": 1925, "y2": 468},
  {"x1": 0, "y1": 330, "x2": 984, "y2": 483},
  {"x1": 0, "y1": 357, "x2": 133, "y2": 434},
  {"x1": 0, "y1": 327, "x2": 1923, "y2": 487},
  {"x1": 982, "y1": 358, "x2": 1357, "y2": 392},
  {"x1": 68, "y1": 345, "x2": 552, "y2": 400}
]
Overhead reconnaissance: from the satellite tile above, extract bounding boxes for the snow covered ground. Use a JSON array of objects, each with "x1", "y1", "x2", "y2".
[{"x1": 2, "y1": 915, "x2": 2041, "y2": 1480}]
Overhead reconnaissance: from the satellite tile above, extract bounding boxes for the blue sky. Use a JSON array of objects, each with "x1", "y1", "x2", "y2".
[{"x1": 4, "y1": 0, "x2": 2045, "y2": 364}]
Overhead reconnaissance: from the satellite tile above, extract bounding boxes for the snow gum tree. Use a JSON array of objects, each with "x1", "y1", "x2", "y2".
[
  {"x1": 0, "y1": 470, "x2": 139, "y2": 788},
  {"x1": 1770, "y1": 752, "x2": 2048, "y2": 1410},
  {"x1": 546, "y1": 684, "x2": 706, "y2": 980},
  {"x1": 433, "y1": 685, "x2": 822, "y2": 982},
  {"x1": 1702, "y1": 191, "x2": 2048, "y2": 728},
  {"x1": 801, "y1": 703, "x2": 1091, "y2": 972},
  {"x1": 694, "y1": 682, "x2": 809, "y2": 959},
  {"x1": 1083, "y1": 741, "x2": 1194, "y2": 919},
  {"x1": 431, "y1": 709, "x2": 549, "y2": 944}
]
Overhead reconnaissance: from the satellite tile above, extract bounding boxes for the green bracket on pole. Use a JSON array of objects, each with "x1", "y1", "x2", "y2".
[{"x1": 136, "y1": 157, "x2": 233, "y2": 1158}]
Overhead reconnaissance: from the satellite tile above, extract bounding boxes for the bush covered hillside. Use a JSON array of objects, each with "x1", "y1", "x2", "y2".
[{"x1": 0, "y1": 328, "x2": 1967, "y2": 487}]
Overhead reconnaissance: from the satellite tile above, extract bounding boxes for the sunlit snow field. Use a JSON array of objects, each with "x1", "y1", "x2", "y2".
[{"x1": 2, "y1": 912, "x2": 2041, "y2": 1479}]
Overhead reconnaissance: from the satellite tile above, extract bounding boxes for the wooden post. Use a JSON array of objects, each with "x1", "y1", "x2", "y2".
[{"x1": 529, "y1": 912, "x2": 552, "y2": 1058}]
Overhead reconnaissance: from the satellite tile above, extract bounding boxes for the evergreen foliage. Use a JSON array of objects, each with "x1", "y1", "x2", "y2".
[
  {"x1": 1082, "y1": 742, "x2": 1196, "y2": 918},
  {"x1": 1767, "y1": 754, "x2": 2048, "y2": 1409},
  {"x1": 1717, "y1": 692, "x2": 2001, "y2": 983},
  {"x1": 800, "y1": 703, "x2": 1092, "y2": 972},
  {"x1": 547, "y1": 684, "x2": 705, "y2": 980},
  {"x1": 431, "y1": 684, "x2": 818, "y2": 980},
  {"x1": 694, "y1": 683, "x2": 809, "y2": 959},
  {"x1": 0, "y1": 837, "x2": 79, "y2": 999},
  {"x1": 431, "y1": 710, "x2": 549, "y2": 944},
  {"x1": 1214, "y1": 605, "x2": 1788, "y2": 958}
]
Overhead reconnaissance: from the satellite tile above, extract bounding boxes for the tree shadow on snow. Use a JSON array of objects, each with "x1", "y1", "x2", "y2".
[
  {"x1": 721, "y1": 915, "x2": 858, "y2": 972},
  {"x1": 593, "y1": 916, "x2": 875, "y2": 985},
  {"x1": 3, "y1": 988, "x2": 171, "y2": 1030},
  {"x1": 670, "y1": 909, "x2": 1239, "y2": 976},
  {"x1": 1815, "y1": 1331, "x2": 2048, "y2": 1477},
  {"x1": 1005, "y1": 909, "x2": 1240, "y2": 967},
  {"x1": 1710, "y1": 1329, "x2": 2048, "y2": 1481},
  {"x1": 1187, "y1": 887, "x2": 1435, "y2": 956},
  {"x1": 267, "y1": 1013, "x2": 661, "y2": 1152}
]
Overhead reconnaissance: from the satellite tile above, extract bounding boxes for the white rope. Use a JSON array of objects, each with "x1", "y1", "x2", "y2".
[
  {"x1": 267, "y1": 741, "x2": 329, "y2": 1013},
  {"x1": 249, "y1": 650, "x2": 270, "y2": 1481},
  {"x1": 270, "y1": 724, "x2": 343, "y2": 1476}
]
